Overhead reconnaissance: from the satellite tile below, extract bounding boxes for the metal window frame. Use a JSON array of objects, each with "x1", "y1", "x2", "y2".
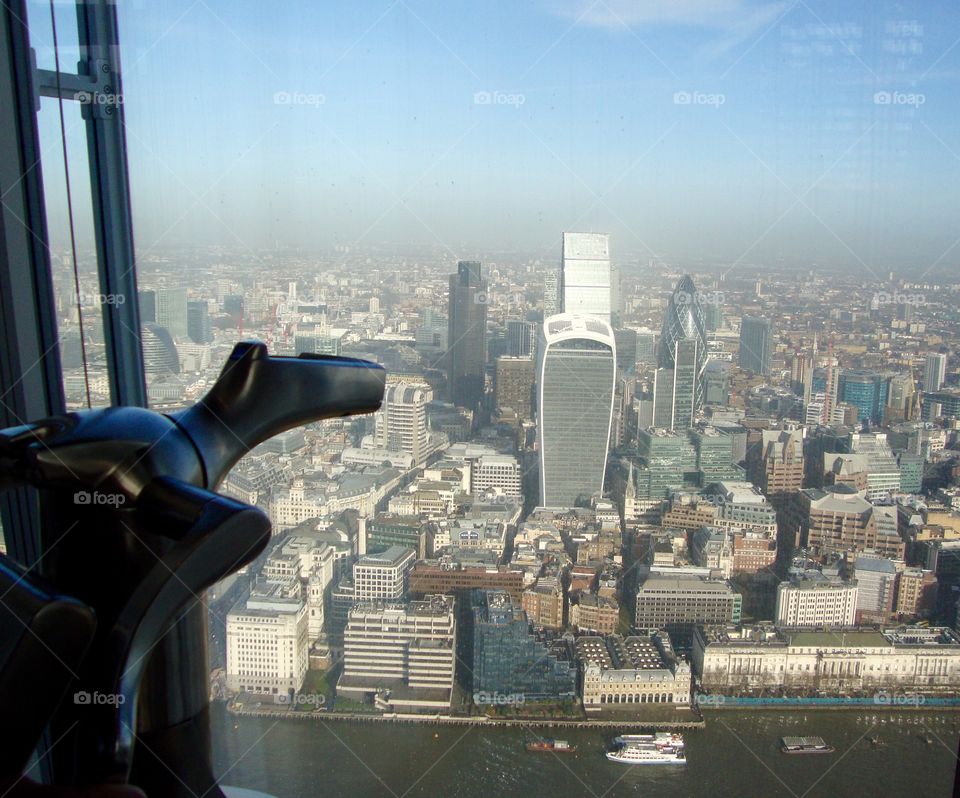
[
  {"x1": 32, "y1": 0, "x2": 146, "y2": 408},
  {"x1": 0, "y1": 0, "x2": 65, "y2": 568},
  {"x1": 1, "y1": 0, "x2": 147, "y2": 563}
]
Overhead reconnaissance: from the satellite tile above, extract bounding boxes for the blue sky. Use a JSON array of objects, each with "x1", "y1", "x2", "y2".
[{"x1": 30, "y1": 0, "x2": 960, "y2": 275}]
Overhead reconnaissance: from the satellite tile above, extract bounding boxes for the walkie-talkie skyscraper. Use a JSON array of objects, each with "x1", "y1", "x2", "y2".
[
  {"x1": 657, "y1": 274, "x2": 708, "y2": 418},
  {"x1": 538, "y1": 314, "x2": 616, "y2": 508}
]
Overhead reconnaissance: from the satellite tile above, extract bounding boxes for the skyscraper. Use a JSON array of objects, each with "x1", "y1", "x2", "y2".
[
  {"x1": 447, "y1": 260, "x2": 487, "y2": 409},
  {"x1": 187, "y1": 300, "x2": 213, "y2": 344},
  {"x1": 658, "y1": 275, "x2": 708, "y2": 415},
  {"x1": 924, "y1": 353, "x2": 947, "y2": 392},
  {"x1": 506, "y1": 318, "x2": 535, "y2": 357},
  {"x1": 543, "y1": 267, "x2": 562, "y2": 317},
  {"x1": 538, "y1": 314, "x2": 616, "y2": 508},
  {"x1": 494, "y1": 356, "x2": 535, "y2": 420},
  {"x1": 651, "y1": 338, "x2": 700, "y2": 430},
  {"x1": 374, "y1": 383, "x2": 433, "y2": 465},
  {"x1": 561, "y1": 232, "x2": 612, "y2": 324},
  {"x1": 838, "y1": 369, "x2": 889, "y2": 425},
  {"x1": 155, "y1": 287, "x2": 188, "y2": 339},
  {"x1": 138, "y1": 289, "x2": 156, "y2": 324},
  {"x1": 739, "y1": 316, "x2": 773, "y2": 375},
  {"x1": 141, "y1": 322, "x2": 180, "y2": 375}
]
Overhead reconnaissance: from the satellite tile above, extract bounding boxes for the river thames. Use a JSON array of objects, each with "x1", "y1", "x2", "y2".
[{"x1": 211, "y1": 705, "x2": 960, "y2": 797}]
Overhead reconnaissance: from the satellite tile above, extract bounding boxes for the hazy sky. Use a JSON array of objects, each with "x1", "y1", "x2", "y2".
[{"x1": 31, "y1": 0, "x2": 960, "y2": 277}]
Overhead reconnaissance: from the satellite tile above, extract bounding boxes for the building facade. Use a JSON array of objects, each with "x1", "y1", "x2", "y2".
[{"x1": 538, "y1": 314, "x2": 616, "y2": 509}]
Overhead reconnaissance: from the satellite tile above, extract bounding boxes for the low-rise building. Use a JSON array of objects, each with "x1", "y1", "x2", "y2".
[
  {"x1": 409, "y1": 559, "x2": 524, "y2": 602},
  {"x1": 577, "y1": 632, "x2": 691, "y2": 708},
  {"x1": 693, "y1": 624, "x2": 960, "y2": 695},
  {"x1": 522, "y1": 576, "x2": 564, "y2": 629},
  {"x1": 634, "y1": 575, "x2": 742, "y2": 635},
  {"x1": 353, "y1": 546, "x2": 416, "y2": 602},
  {"x1": 569, "y1": 592, "x2": 620, "y2": 635}
]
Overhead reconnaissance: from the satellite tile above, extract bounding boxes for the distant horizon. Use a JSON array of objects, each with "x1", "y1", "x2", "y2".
[{"x1": 30, "y1": 0, "x2": 959, "y2": 278}]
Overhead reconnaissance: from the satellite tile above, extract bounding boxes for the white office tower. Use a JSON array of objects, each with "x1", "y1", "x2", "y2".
[
  {"x1": 775, "y1": 572, "x2": 858, "y2": 627},
  {"x1": 561, "y1": 232, "x2": 612, "y2": 324},
  {"x1": 353, "y1": 546, "x2": 416, "y2": 602},
  {"x1": 538, "y1": 314, "x2": 616, "y2": 509},
  {"x1": 924, "y1": 353, "x2": 947, "y2": 392},
  {"x1": 374, "y1": 382, "x2": 433, "y2": 465}
]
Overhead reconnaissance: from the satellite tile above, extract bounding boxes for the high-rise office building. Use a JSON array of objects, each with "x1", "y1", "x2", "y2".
[
  {"x1": 651, "y1": 338, "x2": 700, "y2": 430},
  {"x1": 739, "y1": 316, "x2": 773, "y2": 375},
  {"x1": 447, "y1": 260, "x2": 487, "y2": 409},
  {"x1": 141, "y1": 323, "x2": 180, "y2": 375},
  {"x1": 338, "y1": 595, "x2": 456, "y2": 711},
  {"x1": 138, "y1": 289, "x2": 156, "y2": 324},
  {"x1": 538, "y1": 314, "x2": 616, "y2": 508},
  {"x1": 924, "y1": 353, "x2": 947, "y2": 392},
  {"x1": 494, "y1": 356, "x2": 535, "y2": 420},
  {"x1": 294, "y1": 333, "x2": 341, "y2": 356},
  {"x1": 886, "y1": 373, "x2": 916, "y2": 423},
  {"x1": 613, "y1": 327, "x2": 638, "y2": 373},
  {"x1": 155, "y1": 287, "x2": 188, "y2": 339},
  {"x1": 506, "y1": 319, "x2": 535, "y2": 357},
  {"x1": 543, "y1": 266, "x2": 562, "y2": 317},
  {"x1": 658, "y1": 275, "x2": 708, "y2": 415},
  {"x1": 838, "y1": 369, "x2": 889, "y2": 425},
  {"x1": 561, "y1": 232, "x2": 612, "y2": 324},
  {"x1": 186, "y1": 300, "x2": 213, "y2": 345},
  {"x1": 374, "y1": 382, "x2": 433, "y2": 465}
]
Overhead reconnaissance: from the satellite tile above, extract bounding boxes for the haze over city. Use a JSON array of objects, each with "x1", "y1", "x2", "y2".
[{"x1": 30, "y1": 0, "x2": 960, "y2": 275}]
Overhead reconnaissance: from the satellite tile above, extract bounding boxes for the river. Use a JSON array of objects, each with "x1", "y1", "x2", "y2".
[{"x1": 211, "y1": 705, "x2": 960, "y2": 797}]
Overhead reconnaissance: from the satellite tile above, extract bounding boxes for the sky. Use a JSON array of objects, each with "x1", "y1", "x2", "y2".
[{"x1": 29, "y1": 0, "x2": 960, "y2": 276}]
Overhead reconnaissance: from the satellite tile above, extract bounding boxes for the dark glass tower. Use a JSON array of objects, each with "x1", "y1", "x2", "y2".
[
  {"x1": 187, "y1": 300, "x2": 213, "y2": 344},
  {"x1": 739, "y1": 315, "x2": 773, "y2": 375},
  {"x1": 447, "y1": 260, "x2": 487, "y2": 410}
]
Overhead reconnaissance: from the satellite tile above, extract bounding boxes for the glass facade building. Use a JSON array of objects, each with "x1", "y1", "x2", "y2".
[
  {"x1": 838, "y1": 370, "x2": 890, "y2": 424},
  {"x1": 739, "y1": 316, "x2": 773, "y2": 375},
  {"x1": 447, "y1": 260, "x2": 488, "y2": 410},
  {"x1": 561, "y1": 232, "x2": 612, "y2": 324},
  {"x1": 658, "y1": 275, "x2": 708, "y2": 414},
  {"x1": 538, "y1": 314, "x2": 616, "y2": 508},
  {"x1": 468, "y1": 589, "x2": 575, "y2": 698}
]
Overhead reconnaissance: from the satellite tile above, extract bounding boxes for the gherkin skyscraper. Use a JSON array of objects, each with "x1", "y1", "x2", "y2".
[{"x1": 657, "y1": 274, "x2": 708, "y2": 419}]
